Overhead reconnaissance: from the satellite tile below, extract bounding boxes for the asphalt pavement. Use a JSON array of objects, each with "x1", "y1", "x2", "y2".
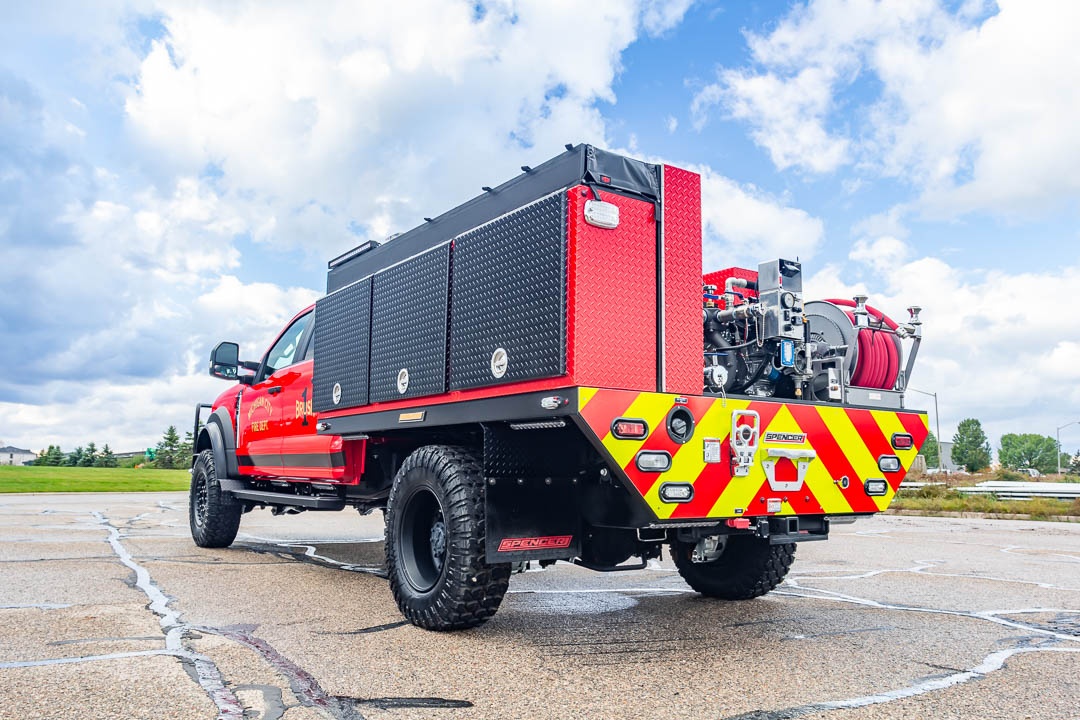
[{"x1": 1, "y1": 492, "x2": 1078, "y2": 719}]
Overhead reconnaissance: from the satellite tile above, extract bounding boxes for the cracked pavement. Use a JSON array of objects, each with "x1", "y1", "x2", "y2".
[{"x1": 0, "y1": 492, "x2": 1078, "y2": 719}]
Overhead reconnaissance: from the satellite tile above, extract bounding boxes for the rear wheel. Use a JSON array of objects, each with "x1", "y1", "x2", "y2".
[
  {"x1": 189, "y1": 450, "x2": 242, "y2": 548},
  {"x1": 385, "y1": 446, "x2": 510, "y2": 630},
  {"x1": 670, "y1": 534, "x2": 795, "y2": 599}
]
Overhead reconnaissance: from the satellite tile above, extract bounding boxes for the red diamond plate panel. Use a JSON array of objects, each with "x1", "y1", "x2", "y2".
[
  {"x1": 567, "y1": 186, "x2": 657, "y2": 390},
  {"x1": 662, "y1": 165, "x2": 703, "y2": 395}
]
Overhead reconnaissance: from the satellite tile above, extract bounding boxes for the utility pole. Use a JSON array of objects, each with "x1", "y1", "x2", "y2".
[
  {"x1": 908, "y1": 388, "x2": 943, "y2": 473},
  {"x1": 1056, "y1": 420, "x2": 1080, "y2": 475}
]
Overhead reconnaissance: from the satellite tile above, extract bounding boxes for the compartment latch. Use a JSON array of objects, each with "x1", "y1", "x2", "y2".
[{"x1": 730, "y1": 410, "x2": 760, "y2": 477}]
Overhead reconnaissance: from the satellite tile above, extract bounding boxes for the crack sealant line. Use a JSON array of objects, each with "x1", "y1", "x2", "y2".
[
  {"x1": 199, "y1": 626, "x2": 366, "y2": 720},
  {"x1": 91, "y1": 512, "x2": 245, "y2": 720},
  {"x1": 0, "y1": 649, "x2": 185, "y2": 669},
  {"x1": 238, "y1": 540, "x2": 382, "y2": 574},
  {"x1": 777, "y1": 580, "x2": 1080, "y2": 644},
  {"x1": 728, "y1": 646, "x2": 1080, "y2": 720},
  {"x1": 791, "y1": 561, "x2": 1077, "y2": 591},
  {"x1": 0, "y1": 603, "x2": 73, "y2": 610}
]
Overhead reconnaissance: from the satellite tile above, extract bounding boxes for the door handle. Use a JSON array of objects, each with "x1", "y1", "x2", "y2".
[{"x1": 267, "y1": 386, "x2": 284, "y2": 395}]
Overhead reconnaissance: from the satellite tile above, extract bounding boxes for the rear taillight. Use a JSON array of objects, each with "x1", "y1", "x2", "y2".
[
  {"x1": 891, "y1": 433, "x2": 914, "y2": 450},
  {"x1": 612, "y1": 418, "x2": 648, "y2": 439}
]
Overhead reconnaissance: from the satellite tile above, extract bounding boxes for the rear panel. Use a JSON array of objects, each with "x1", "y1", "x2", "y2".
[
  {"x1": 567, "y1": 187, "x2": 657, "y2": 390},
  {"x1": 660, "y1": 165, "x2": 703, "y2": 395},
  {"x1": 576, "y1": 388, "x2": 929, "y2": 522}
]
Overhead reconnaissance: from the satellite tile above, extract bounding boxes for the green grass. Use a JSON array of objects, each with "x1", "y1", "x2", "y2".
[
  {"x1": 893, "y1": 483, "x2": 1080, "y2": 520},
  {"x1": 0, "y1": 465, "x2": 191, "y2": 493}
]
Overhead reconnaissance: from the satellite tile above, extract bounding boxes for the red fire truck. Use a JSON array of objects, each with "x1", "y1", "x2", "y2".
[{"x1": 192, "y1": 144, "x2": 928, "y2": 630}]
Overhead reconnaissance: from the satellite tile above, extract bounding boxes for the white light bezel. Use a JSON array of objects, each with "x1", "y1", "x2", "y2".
[{"x1": 635, "y1": 451, "x2": 672, "y2": 473}]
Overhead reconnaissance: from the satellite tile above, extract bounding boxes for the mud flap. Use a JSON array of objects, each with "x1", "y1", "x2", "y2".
[{"x1": 484, "y1": 476, "x2": 581, "y2": 563}]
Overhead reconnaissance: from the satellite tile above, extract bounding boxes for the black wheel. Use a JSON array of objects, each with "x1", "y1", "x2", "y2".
[
  {"x1": 189, "y1": 450, "x2": 242, "y2": 548},
  {"x1": 670, "y1": 534, "x2": 795, "y2": 599},
  {"x1": 385, "y1": 446, "x2": 510, "y2": 630}
]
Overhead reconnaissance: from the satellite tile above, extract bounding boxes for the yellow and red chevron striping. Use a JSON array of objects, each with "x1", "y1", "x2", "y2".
[{"x1": 577, "y1": 387, "x2": 929, "y2": 521}]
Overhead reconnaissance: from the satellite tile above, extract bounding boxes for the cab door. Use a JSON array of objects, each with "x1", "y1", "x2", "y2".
[
  {"x1": 237, "y1": 310, "x2": 312, "y2": 477},
  {"x1": 276, "y1": 311, "x2": 345, "y2": 480}
]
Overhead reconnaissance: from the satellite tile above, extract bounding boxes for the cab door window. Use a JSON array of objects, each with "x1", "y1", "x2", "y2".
[{"x1": 260, "y1": 312, "x2": 312, "y2": 380}]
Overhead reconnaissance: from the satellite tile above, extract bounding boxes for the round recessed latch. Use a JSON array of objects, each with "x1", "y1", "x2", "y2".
[
  {"x1": 490, "y1": 347, "x2": 508, "y2": 379},
  {"x1": 332, "y1": 383, "x2": 342, "y2": 405},
  {"x1": 397, "y1": 368, "x2": 410, "y2": 394},
  {"x1": 666, "y1": 406, "x2": 695, "y2": 444}
]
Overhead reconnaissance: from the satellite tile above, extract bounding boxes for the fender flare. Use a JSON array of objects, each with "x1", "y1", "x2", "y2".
[{"x1": 197, "y1": 408, "x2": 243, "y2": 487}]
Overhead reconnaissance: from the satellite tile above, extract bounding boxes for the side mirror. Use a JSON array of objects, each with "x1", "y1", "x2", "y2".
[{"x1": 209, "y1": 342, "x2": 241, "y2": 381}]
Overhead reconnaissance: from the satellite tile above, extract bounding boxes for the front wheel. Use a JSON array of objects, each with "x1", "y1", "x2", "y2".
[
  {"x1": 385, "y1": 446, "x2": 510, "y2": 630},
  {"x1": 670, "y1": 534, "x2": 795, "y2": 599},
  {"x1": 189, "y1": 450, "x2": 242, "y2": 548}
]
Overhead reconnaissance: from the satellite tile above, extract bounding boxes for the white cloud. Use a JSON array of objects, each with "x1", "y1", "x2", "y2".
[
  {"x1": 848, "y1": 235, "x2": 910, "y2": 273},
  {"x1": 806, "y1": 248, "x2": 1080, "y2": 454},
  {"x1": 694, "y1": 64, "x2": 849, "y2": 172},
  {"x1": 694, "y1": 0, "x2": 1080, "y2": 216},
  {"x1": 124, "y1": 0, "x2": 692, "y2": 256},
  {"x1": 695, "y1": 166, "x2": 825, "y2": 268},
  {"x1": 2, "y1": 0, "x2": 699, "y2": 451}
]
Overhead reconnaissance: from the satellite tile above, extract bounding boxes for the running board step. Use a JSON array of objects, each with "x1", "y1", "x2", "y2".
[{"x1": 229, "y1": 489, "x2": 345, "y2": 510}]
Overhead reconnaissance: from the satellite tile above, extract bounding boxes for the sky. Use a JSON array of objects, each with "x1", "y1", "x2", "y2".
[{"x1": 1, "y1": 0, "x2": 1079, "y2": 457}]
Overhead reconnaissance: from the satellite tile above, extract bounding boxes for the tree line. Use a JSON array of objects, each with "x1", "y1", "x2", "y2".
[
  {"x1": 919, "y1": 418, "x2": 1080, "y2": 475},
  {"x1": 33, "y1": 426, "x2": 194, "y2": 470}
]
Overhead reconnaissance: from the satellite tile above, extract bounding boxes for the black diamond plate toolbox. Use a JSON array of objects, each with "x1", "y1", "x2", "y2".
[
  {"x1": 369, "y1": 243, "x2": 451, "y2": 402},
  {"x1": 312, "y1": 277, "x2": 371, "y2": 413},
  {"x1": 449, "y1": 193, "x2": 567, "y2": 390}
]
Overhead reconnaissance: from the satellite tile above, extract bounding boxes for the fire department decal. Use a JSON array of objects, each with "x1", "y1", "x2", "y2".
[
  {"x1": 247, "y1": 396, "x2": 273, "y2": 432},
  {"x1": 397, "y1": 368, "x2": 410, "y2": 394},
  {"x1": 763, "y1": 431, "x2": 806, "y2": 444},
  {"x1": 332, "y1": 383, "x2": 342, "y2": 405}
]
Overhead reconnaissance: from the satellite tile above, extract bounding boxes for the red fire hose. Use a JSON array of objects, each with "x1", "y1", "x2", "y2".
[{"x1": 825, "y1": 299, "x2": 900, "y2": 391}]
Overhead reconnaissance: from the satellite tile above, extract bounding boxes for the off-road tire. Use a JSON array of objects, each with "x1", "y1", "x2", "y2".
[
  {"x1": 189, "y1": 450, "x2": 242, "y2": 548},
  {"x1": 385, "y1": 445, "x2": 510, "y2": 631},
  {"x1": 670, "y1": 535, "x2": 795, "y2": 599}
]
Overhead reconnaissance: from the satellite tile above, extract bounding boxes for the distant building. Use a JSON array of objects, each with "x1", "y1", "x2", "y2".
[
  {"x1": 0, "y1": 446, "x2": 38, "y2": 466},
  {"x1": 938, "y1": 441, "x2": 959, "y2": 472}
]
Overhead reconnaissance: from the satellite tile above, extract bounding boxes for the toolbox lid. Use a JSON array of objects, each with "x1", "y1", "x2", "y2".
[{"x1": 326, "y1": 144, "x2": 660, "y2": 293}]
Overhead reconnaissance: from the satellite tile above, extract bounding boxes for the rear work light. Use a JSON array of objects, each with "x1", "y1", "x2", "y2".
[
  {"x1": 864, "y1": 479, "x2": 888, "y2": 496},
  {"x1": 659, "y1": 482, "x2": 693, "y2": 503},
  {"x1": 878, "y1": 455, "x2": 902, "y2": 473},
  {"x1": 891, "y1": 433, "x2": 914, "y2": 450},
  {"x1": 636, "y1": 451, "x2": 672, "y2": 472},
  {"x1": 612, "y1": 418, "x2": 649, "y2": 440}
]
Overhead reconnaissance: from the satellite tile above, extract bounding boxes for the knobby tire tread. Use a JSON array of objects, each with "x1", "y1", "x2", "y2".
[
  {"x1": 385, "y1": 445, "x2": 510, "y2": 631},
  {"x1": 189, "y1": 449, "x2": 242, "y2": 548},
  {"x1": 671, "y1": 535, "x2": 795, "y2": 600}
]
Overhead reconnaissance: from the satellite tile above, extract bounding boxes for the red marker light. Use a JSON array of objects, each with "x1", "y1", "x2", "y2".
[
  {"x1": 891, "y1": 433, "x2": 914, "y2": 450},
  {"x1": 600, "y1": 175, "x2": 611, "y2": 183},
  {"x1": 612, "y1": 419, "x2": 648, "y2": 439}
]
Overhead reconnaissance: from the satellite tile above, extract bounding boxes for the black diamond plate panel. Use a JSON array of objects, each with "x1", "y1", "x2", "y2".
[
  {"x1": 369, "y1": 244, "x2": 450, "y2": 402},
  {"x1": 449, "y1": 193, "x2": 567, "y2": 390},
  {"x1": 312, "y1": 277, "x2": 371, "y2": 413}
]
